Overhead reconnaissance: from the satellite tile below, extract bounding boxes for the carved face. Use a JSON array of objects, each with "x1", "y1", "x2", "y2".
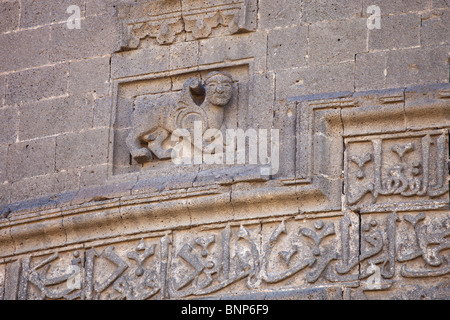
[{"x1": 205, "y1": 74, "x2": 233, "y2": 107}]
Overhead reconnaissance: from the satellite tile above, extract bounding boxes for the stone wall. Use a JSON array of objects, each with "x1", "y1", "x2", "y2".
[{"x1": 0, "y1": 0, "x2": 449, "y2": 300}]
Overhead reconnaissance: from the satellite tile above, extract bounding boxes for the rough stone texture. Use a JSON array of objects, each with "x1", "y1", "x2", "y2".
[
  {"x1": 309, "y1": 18, "x2": 367, "y2": 66},
  {"x1": 0, "y1": 0, "x2": 19, "y2": 33},
  {"x1": 0, "y1": 27, "x2": 50, "y2": 73},
  {"x1": 0, "y1": 0, "x2": 449, "y2": 301},
  {"x1": 69, "y1": 57, "x2": 111, "y2": 97},
  {"x1": 268, "y1": 26, "x2": 308, "y2": 71},
  {"x1": 301, "y1": 0, "x2": 363, "y2": 24},
  {"x1": 5, "y1": 64, "x2": 68, "y2": 105},
  {"x1": 0, "y1": 106, "x2": 17, "y2": 145},
  {"x1": 368, "y1": 13, "x2": 421, "y2": 50},
  {"x1": 18, "y1": 95, "x2": 94, "y2": 140},
  {"x1": 55, "y1": 128, "x2": 110, "y2": 171}
]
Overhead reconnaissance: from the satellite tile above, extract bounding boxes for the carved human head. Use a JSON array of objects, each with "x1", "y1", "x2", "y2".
[{"x1": 204, "y1": 71, "x2": 233, "y2": 107}]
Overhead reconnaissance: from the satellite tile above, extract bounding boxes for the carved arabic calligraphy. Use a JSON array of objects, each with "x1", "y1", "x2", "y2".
[
  {"x1": 345, "y1": 130, "x2": 449, "y2": 211},
  {"x1": 4, "y1": 211, "x2": 448, "y2": 300}
]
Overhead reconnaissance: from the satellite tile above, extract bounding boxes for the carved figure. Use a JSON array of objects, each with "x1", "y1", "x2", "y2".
[{"x1": 126, "y1": 71, "x2": 233, "y2": 163}]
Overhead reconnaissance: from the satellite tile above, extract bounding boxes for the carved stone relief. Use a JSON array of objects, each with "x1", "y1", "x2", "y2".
[
  {"x1": 117, "y1": 0, "x2": 257, "y2": 49},
  {"x1": 345, "y1": 130, "x2": 449, "y2": 212},
  {"x1": 112, "y1": 64, "x2": 247, "y2": 176},
  {"x1": 1, "y1": 211, "x2": 448, "y2": 300},
  {"x1": 126, "y1": 71, "x2": 234, "y2": 163}
]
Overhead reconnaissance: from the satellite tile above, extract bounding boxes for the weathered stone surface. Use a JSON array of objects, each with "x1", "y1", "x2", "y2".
[
  {"x1": 268, "y1": 26, "x2": 308, "y2": 71},
  {"x1": 258, "y1": 0, "x2": 301, "y2": 29},
  {"x1": 111, "y1": 45, "x2": 170, "y2": 79},
  {"x1": 0, "y1": 146, "x2": 7, "y2": 183},
  {"x1": 0, "y1": 106, "x2": 17, "y2": 145},
  {"x1": 309, "y1": 18, "x2": 367, "y2": 66},
  {"x1": 20, "y1": 0, "x2": 85, "y2": 28},
  {"x1": 6, "y1": 64, "x2": 68, "y2": 105},
  {"x1": 0, "y1": 0, "x2": 19, "y2": 33},
  {"x1": 18, "y1": 95, "x2": 94, "y2": 140},
  {"x1": 386, "y1": 46, "x2": 450, "y2": 88},
  {"x1": 55, "y1": 129, "x2": 109, "y2": 171},
  {"x1": 6, "y1": 137, "x2": 56, "y2": 182},
  {"x1": 355, "y1": 52, "x2": 387, "y2": 91},
  {"x1": 276, "y1": 62, "x2": 355, "y2": 99},
  {"x1": 369, "y1": 13, "x2": 421, "y2": 50},
  {"x1": 69, "y1": 57, "x2": 111, "y2": 97},
  {"x1": 0, "y1": 0, "x2": 449, "y2": 301},
  {"x1": 301, "y1": 0, "x2": 363, "y2": 24},
  {"x1": 49, "y1": 15, "x2": 119, "y2": 63},
  {"x1": 421, "y1": 9, "x2": 450, "y2": 46},
  {"x1": 362, "y1": 0, "x2": 431, "y2": 15},
  {"x1": 0, "y1": 27, "x2": 50, "y2": 73}
]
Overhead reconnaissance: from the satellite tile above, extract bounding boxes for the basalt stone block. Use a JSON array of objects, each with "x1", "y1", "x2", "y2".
[
  {"x1": 386, "y1": 46, "x2": 450, "y2": 88},
  {"x1": 0, "y1": 27, "x2": 50, "y2": 73},
  {"x1": 308, "y1": 18, "x2": 367, "y2": 66},
  {"x1": 0, "y1": 107, "x2": 17, "y2": 146},
  {"x1": 275, "y1": 62, "x2": 354, "y2": 99},
  {"x1": 18, "y1": 95, "x2": 94, "y2": 140},
  {"x1": 355, "y1": 52, "x2": 387, "y2": 92},
  {"x1": 0, "y1": 0, "x2": 19, "y2": 33},
  {"x1": 6, "y1": 64, "x2": 68, "y2": 105},
  {"x1": 362, "y1": 0, "x2": 430, "y2": 15},
  {"x1": 421, "y1": 9, "x2": 450, "y2": 46},
  {"x1": 6, "y1": 137, "x2": 56, "y2": 182},
  {"x1": 258, "y1": 0, "x2": 301, "y2": 29},
  {"x1": 268, "y1": 26, "x2": 308, "y2": 71},
  {"x1": 69, "y1": 57, "x2": 111, "y2": 97},
  {"x1": 301, "y1": 0, "x2": 363, "y2": 24},
  {"x1": 55, "y1": 128, "x2": 110, "y2": 171},
  {"x1": 369, "y1": 13, "x2": 421, "y2": 50},
  {"x1": 49, "y1": 14, "x2": 119, "y2": 63},
  {"x1": 20, "y1": 0, "x2": 85, "y2": 28}
]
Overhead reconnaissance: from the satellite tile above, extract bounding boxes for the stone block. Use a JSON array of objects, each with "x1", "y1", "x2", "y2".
[
  {"x1": 276, "y1": 62, "x2": 354, "y2": 100},
  {"x1": 0, "y1": 106, "x2": 17, "y2": 145},
  {"x1": 248, "y1": 73, "x2": 275, "y2": 129},
  {"x1": 0, "y1": 182, "x2": 8, "y2": 209},
  {"x1": 369, "y1": 13, "x2": 421, "y2": 50},
  {"x1": 301, "y1": 0, "x2": 363, "y2": 24},
  {"x1": 309, "y1": 18, "x2": 367, "y2": 66},
  {"x1": 18, "y1": 95, "x2": 94, "y2": 141},
  {"x1": 0, "y1": 146, "x2": 7, "y2": 183},
  {"x1": 386, "y1": 46, "x2": 450, "y2": 88},
  {"x1": 69, "y1": 56, "x2": 111, "y2": 97},
  {"x1": 199, "y1": 32, "x2": 266, "y2": 73},
  {"x1": 7, "y1": 137, "x2": 56, "y2": 182},
  {"x1": 5, "y1": 64, "x2": 68, "y2": 105},
  {"x1": 421, "y1": 9, "x2": 450, "y2": 46},
  {"x1": 258, "y1": 0, "x2": 301, "y2": 29},
  {"x1": 169, "y1": 41, "x2": 199, "y2": 70},
  {"x1": 362, "y1": 0, "x2": 431, "y2": 15},
  {"x1": 111, "y1": 45, "x2": 169, "y2": 79},
  {"x1": 93, "y1": 96, "x2": 113, "y2": 128},
  {"x1": 80, "y1": 164, "x2": 108, "y2": 188},
  {"x1": 55, "y1": 128, "x2": 110, "y2": 171},
  {"x1": 355, "y1": 51, "x2": 387, "y2": 91},
  {"x1": 268, "y1": 26, "x2": 308, "y2": 71},
  {"x1": 433, "y1": 0, "x2": 450, "y2": 8},
  {"x1": 0, "y1": 76, "x2": 4, "y2": 106},
  {"x1": 49, "y1": 15, "x2": 119, "y2": 63},
  {"x1": 85, "y1": 0, "x2": 118, "y2": 17},
  {"x1": 10, "y1": 170, "x2": 79, "y2": 203},
  {"x1": 20, "y1": 0, "x2": 85, "y2": 28},
  {"x1": 0, "y1": 0, "x2": 19, "y2": 33},
  {"x1": 0, "y1": 27, "x2": 49, "y2": 73}
]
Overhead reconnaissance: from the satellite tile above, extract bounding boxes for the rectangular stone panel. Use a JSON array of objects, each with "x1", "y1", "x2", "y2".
[{"x1": 345, "y1": 130, "x2": 449, "y2": 212}]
